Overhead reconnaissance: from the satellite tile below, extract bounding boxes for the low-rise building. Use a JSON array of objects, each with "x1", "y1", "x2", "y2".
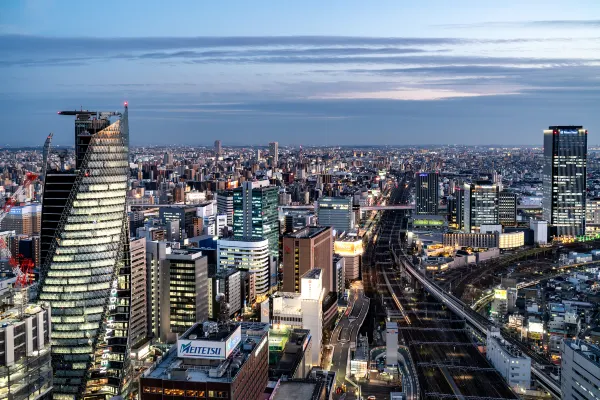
[
  {"x1": 486, "y1": 329, "x2": 531, "y2": 391},
  {"x1": 561, "y1": 339, "x2": 600, "y2": 400}
]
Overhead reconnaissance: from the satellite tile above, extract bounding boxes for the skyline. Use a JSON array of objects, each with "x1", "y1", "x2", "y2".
[{"x1": 2, "y1": 1, "x2": 600, "y2": 146}]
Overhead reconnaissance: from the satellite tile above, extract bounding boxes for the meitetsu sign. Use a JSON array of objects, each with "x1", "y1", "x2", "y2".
[{"x1": 177, "y1": 326, "x2": 242, "y2": 360}]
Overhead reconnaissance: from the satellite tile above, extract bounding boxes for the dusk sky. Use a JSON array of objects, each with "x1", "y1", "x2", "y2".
[{"x1": 1, "y1": 1, "x2": 600, "y2": 147}]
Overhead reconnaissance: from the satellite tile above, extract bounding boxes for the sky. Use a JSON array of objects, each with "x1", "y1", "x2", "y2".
[{"x1": 1, "y1": 0, "x2": 600, "y2": 147}]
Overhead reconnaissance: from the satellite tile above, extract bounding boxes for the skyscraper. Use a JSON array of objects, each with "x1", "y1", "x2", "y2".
[
  {"x1": 463, "y1": 181, "x2": 499, "y2": 232},
  {"x1": 269, "y1": 141, "x2": 279, "y2": 167},
  {"x1": 214, "y1": 139, "x2": 222, "y2": 157},
  {"x1": 233, "y1": 181, "x2": 279, "y2": 261},
  {"x1": 543, "y1": 126, "x2": 588, "y2": 238},
  {"x1": 416, "y1": 172, "x2": 439, "y2": 215},
  {"x1": 317, "y1": 197, "x2": 353, "y2": 234},
  {"x1": 499, "y1": 191, "x2": 517, "y2": 227},
  {"x1": 37, "y1": 104, "x2": 132, "y2": 399}
]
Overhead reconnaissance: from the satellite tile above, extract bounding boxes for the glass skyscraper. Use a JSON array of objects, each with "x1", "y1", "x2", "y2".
[
  {"x1": 37, "y1": 105, "x2": 131, "y2": 399},
  {"x1": 416, "y1": 172, "x2": 439, "y2": 215},
  {"x1": 463, "y1": 181, "x2": 499, "y2": 232},
  {"x1": 543, "y1": 126, "x2": 588, "y2": 238}
]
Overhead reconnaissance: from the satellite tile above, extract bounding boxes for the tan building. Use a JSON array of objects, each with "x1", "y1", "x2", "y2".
[
  {"x1": 129, "y1": 237, "x2": 148, "y2": 347},
  {"x1": 282, "y1": 226, "x2": 333, "y2": 293},
  {"x1": 0, "y1": 204, "x2": 41, "y2": 235}
]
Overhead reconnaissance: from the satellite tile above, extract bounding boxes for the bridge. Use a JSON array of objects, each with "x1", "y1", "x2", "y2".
[{"x1": 391, "y1": 248, "x2": 562, "y2": 399}]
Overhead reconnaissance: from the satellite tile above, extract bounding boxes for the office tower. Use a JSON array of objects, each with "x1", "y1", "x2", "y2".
[
  {"x1": 498, "y1": 191, "x2": 517, "y2": 227},
  {"x1": 37, "y1": 105, "x2": 131, "y2": 398},
  {"x1": 317, "y1": 196, "x2": 353, "y2": 234},
  {"x1": 159, "y1": 251, "x2": 208, "y2": 342},
  {"x1": 159, "y1": 205, "x2": 197, "y2": 239},
  {"x1": 561, "y1": 339, "x2": 600, "y2": 400},
  {"x1": 145, "y1": 240, "x2": 171, "y2": 338},
  {"x1": 448, "y1": 188, "x2": 464, "y2": 229},
  {"x1": 0, "y1": 303, "x2": 53, "y2": 399},
  {"x1": 140, "y1": 322, "x2": 269, "y2": 400},
  {"x1": 218, "y1": 238, "x2": 271, "y2": 295},
  {"x1": 129, "y1": 237, "x2": 148, "y2": 348},
  {"x1": 585, "y1": 197, "x2": 600, "y2": 232},
  {"x1": 269, "y1": 141, "x2": 279, "y2": 167},
  {"x1": 333, "y1": 236, "x2": 364, "y2": 280},
  {"x1": 463, "y1": 181, "x2": 499, "y2": 232},
  {"x1": 217, "y1": 190, "x2": 234, "y2": 226},
  {"x1": 214, "y1": 139, "x2": 222, "y2": 157},
  {"x1": 543, "y1": 126, "x2": 588, "y2": 238},
  {"x1": 416, "y1": 172, "x2": 439, "y2": 215},
  {"x1": 0, "y1": 204, "x2": 42, "y2": 235},
  {"x1": 163, "y1": 151, "x2": 173, "y2": 166},
  {"x1": 233, "y1": 180, "x2": 279, "y2": 264},
  {"x1": 282, "y1": 226, "x2": 333, "y2": 293},
  {"x1": 333, "y1": 255, "x2": 345, "y2": 296},
  {"x1": 207, "y1": 267, "x2": 242, "y2": 319}
]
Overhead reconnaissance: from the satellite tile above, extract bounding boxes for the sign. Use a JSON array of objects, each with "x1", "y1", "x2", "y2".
[
  {"x1": 334, "y1": 240, "x2": 364, "y2": 256},
  {"x1": 177, "y1": 326, "x2": 241, "y2": 360},
  {"x1": 494, "y1": 289, "x2": 507, "y2": 300},
  {"x1": 560, "y1": 129, "x2": 579, "y2": 135}
]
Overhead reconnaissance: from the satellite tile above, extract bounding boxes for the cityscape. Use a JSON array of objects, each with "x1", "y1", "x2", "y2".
[{"x1": 1, "y1": 2, "x2": 600, "y2": 400}]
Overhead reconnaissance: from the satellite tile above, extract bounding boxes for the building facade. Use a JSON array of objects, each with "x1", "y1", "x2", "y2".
[
  {"x1": 416, "y1": 172, "x2": 439, "y2": 215},
  {"x1": 543, "y1": 126, "x2": 588, "y2": 238},
  {"x1": 216, "y1": 190, "x2": 234, "y2": 226},
  {"x1": 129, "y1": 237, "x2": 148, "y2": 348},
  {"x1": 498, "y1": 191, "x2": 517, "y2": 227},
  {"x1": 218, "y1": 238, "x2": 272, "y2": 296},
  {"x1": 486, "y1": 329, "x2": 531, "y2": 391},
  {"x1": 317, "y1": 197, "x2": 353, "y2": 234},
  {"x1": 282, "y1": 226, "x2": 333, "y2": 293},
  {"x1": 269, "y1": 141, "x2": 279, "y2": 167},
  {"x1": 561, "y1": 339, "x2": 600, "y2": 400},
  {"x1": 37, "y1": 105, "x2": 131, "y2": 399},
  {"x1": 464, "y1": 181, "x2": 499, "y2": 232}
]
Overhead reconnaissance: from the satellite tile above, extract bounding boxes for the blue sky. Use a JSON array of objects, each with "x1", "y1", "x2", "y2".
[{"x1": 1, "y1": 0, "x2": 600, "y2": 146}]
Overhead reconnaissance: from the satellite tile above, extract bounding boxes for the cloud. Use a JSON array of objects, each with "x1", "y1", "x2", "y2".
[{"x1": 438, "y1": 20, "x2": 600, "y2": 29}]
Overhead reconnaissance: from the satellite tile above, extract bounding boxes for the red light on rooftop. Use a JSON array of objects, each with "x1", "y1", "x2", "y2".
[{"x1": 124, "y1": 101, "x2": 128, "y2": 107}]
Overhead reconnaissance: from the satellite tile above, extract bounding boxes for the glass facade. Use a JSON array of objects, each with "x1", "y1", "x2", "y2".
[
  {"x1": 317, "y1": 197, "x2": 353, "y2": 234},
  {"x1": 543, "y1": 126, "x2": 587, "y2": 238},
  {"x1": 37, "y1": 107, "x2": 131, "y2": 399},
  {"x1": 416, "y1": 172, "x2": 439, "y2": 215},
  {"x1": 464, "y1": 182, "x2": 499, "y2": 232}
]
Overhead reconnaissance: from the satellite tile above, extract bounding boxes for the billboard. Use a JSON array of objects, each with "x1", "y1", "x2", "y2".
[
  {"x1": 177, "y1": 326, "x2": 241, "y2": 360},
  {"x1": 334, "y1": 240, "x2": 364, "y2": 256},
  {"x1": 494, "y1": 289, "x2": 507, "y2": 300},
  {"x1": 528, "y1": 321, "x2": 544, "y2": 334}
]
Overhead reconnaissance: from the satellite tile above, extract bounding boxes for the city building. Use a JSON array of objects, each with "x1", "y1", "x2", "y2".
[
  {"x1": 530, "y1": 220, "x2": 548, "y2": 245},
  {"x1": 129, "y1": 237, "x2": 148, "y2": 347},
  {"x1": 269, "y1": 141, "x2": 279, "y2": 167},
  {"x1": 443, "y1": 232, "x2": 499, "y2": 248},
  {"x1": 37, "y1": 105, "x2": 131, "y2": 398},
  {"x1": 145, "y1": 240, "x2": 171, "y2": 338},
  {"x1": 207, "y1": 267, "x2": 242, "y2": 319},
  {"x1": 217, "y1": 190, "x2": 234, "y2": 226},
  {"x1": 543, "y1": 126, "x2": 588, "y2": 238},
  {"x1": 233, "y1": 180, "x2": 279, "y2": 266},
  {"x1": 160, "y1": 205, "x2": 197, "y2": 240},
  {"x1": 333, "y1": 236, "x2": 364, "y2": 280},
  {"x1": 416, "y1": 172, "x2": 439, "y2": 215},
  {"x1": 160, "y1": 251, "x2": 209, "y2": 342},
  {"x1": 140, "y1": 322, "x2": 269, "y2": 400},
  {"x1": 333, "y1": 256, "x2": 345, "y2": 296},
  {"x1": 214, "y1": 139, "x2": 222, "y2": 157},
  {"x1": 498, "y1": 191, "x2": 517, "y2": 227},
  {"x1": 218, "y1": 238, "x2": 272, "y2": 297},
  {"x1": 448, "y1": 187, "x2": 464, "y2": 230},
  {"x1": 0, "y1": 302, "x2": 52, "y2": 400},
  {"x1": 282, "y1": 226, "x2": 333, "y2": 293},
  {"x1": 0, "y1": 204, "x2": 42, "y2": 235},
  {"x1": 261, "y1": 269, "x2": 325, "y2": 367},
  {"x1": 270, "y1": 329, "x2": 313, "y2": 379},
  {"x1": 561, "y1": 339, "x2": 600, "y2": 400},
  {"x1": 317, "y1": 196, "x2": 354, "y2": 234},
  {"x1": 464, "y1": 181, "x2": 500, "y2": 232},
  {"x1": 486, "y1": 329, "x2": 531, "y2": 391}
]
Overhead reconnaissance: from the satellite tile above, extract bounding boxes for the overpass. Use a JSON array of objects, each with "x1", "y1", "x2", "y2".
[{"x1": 391, "y1": 248, "x2": 562, "y2": 399}]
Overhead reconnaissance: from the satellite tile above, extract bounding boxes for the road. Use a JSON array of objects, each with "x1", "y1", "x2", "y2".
[{"x1": 329, "y1": 282, "x2": 370, "y2": 393}]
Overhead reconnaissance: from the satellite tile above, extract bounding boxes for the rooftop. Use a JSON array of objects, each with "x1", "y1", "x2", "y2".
[
  {"x1": 285, "y1": 226, "x2": 330, "y2": 239},
  {"x1": 272, "y1": 382, "x2": 321, "y2": 400},
  {"x1": 0, "y1": 303, "x2": 45, "y2": 329},
  {"x1": 565, "y1": 339, "x2": 600, "y2": 367}
]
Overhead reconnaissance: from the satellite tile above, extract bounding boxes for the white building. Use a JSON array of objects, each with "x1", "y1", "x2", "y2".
[
  {"x1": 486, "y1": 328, "x2": 531, "y2": 391},
  {"x1": 561, "y1": 339, "x2": 600, "y2": 400},
  {"x1": 530, "y1": 220, "x2": 548, "y2": 245},
  {"x1": 218, "y1": 238, "x2": 272, "y2": 295},
  {"x1": 260, "y1": 269, "x2": 326, "y2": 367}
]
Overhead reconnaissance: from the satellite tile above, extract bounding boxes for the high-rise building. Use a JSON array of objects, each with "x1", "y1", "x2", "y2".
[
  {"x1": 543, "y1": 126, "x2": 588, "y2": 238},
  {"x1": 498, "y1": 191, "x2": 517, "y2": 227},
  {"x1": 561, "y1": 339, "x2": 600, "y2": 400},
  {"x1": 416, "y1": 172, "x2": 439, "y2": 215},
  {"x1": 159, "y1": 206, "x2": 197, "y2": 240},
  {"x1": 333, "y1": 236, "x2": 363, "y2": 280},
  {"x1": 129, "y1": 237, "x2": 148, "y2": 348},
  {"x1": 214, "y1": 139, "x2": 222, "y2": 157},
  {"x1": 269, "y1": 141, "x2": 279, "y2": 167},
  {"x1": 37, "y1": 105, "x2": 131, "y2": 399},
  {"x1": 145, "y1": 240, "x2": 171, "y2": 338},
  {"x1": 233, "y1": 181, "x2": 279, "y2": 264},
  {"x1": 218, "y1": 238, "x2": 272, "y2": 296},
  {"x1": 282, "y1": 226, "x2": 333, "y2": 293},
  {"x1": 463, "y1": 181, "x2": 499, "y2": 232},
  {"x1": 448, "y1": 188, "x2": 464, "y2": 229},
  {"x1": 207, "y1": 267, "x2": 242, "y2": 319},
  {"x1": 0, "y1": 302, "x2": 53, "y2": 400},
  {"x1": 0, "y1": 204, "x2": 42, "y2": 235},
  {"x1": 217, "y1": 190, "x2": 234, "y2": 226},
  {"x1": 317, "y1": 197, "x2": 353, "y2": 234},
  {"x1": 159, "y1": 251, "x2": 208, "y2": 342}
]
